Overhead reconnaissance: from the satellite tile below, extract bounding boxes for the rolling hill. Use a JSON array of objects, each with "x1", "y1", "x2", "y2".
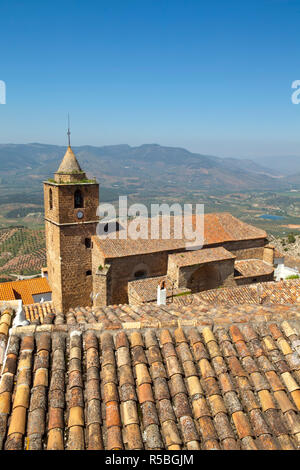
[{"x1": 0, "y1": 143, "x2": 296, "y2": 201}]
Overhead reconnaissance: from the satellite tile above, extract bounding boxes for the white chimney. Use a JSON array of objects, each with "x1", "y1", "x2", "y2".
[
  {"x1": 13, "y1": 300, "x2": 30, "y2": 327},
  {"x1": 157, "y1": 280, "x2": 167, "y2": 305}
]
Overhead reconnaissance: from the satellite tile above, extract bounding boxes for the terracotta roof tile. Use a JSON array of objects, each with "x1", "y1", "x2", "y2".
[
  {"x1": 0, "y1": 309, "x2": 14, "y2": 371},
  {"x1": 0, "y1": 278, "x2": 51, "y2": 305},
  {"x1": 0, "y1": 284, "x2": 15, "y2": 301},
  {"x1": 169, "y1": 247, "x2": 235, "y2": 268},
  {"x1": 93, "y1": 213, "x2": 267, "y2": 259},
  {"x1": 1, "y1": 306, "x2": 300, "y2": 450},
  {"x1": 234, "y1": 259, "x2": 274, "y2": 277},
  {"x1": 186, "y1": 278, "x2": 300, "y2": 306}
]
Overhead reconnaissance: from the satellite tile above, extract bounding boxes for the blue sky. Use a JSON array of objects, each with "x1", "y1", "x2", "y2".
[{"x1": 0, "y1": 0, "x2": 300, "y2": 157}]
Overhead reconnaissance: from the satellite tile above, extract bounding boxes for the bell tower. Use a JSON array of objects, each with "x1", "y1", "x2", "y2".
[{"x1": 44, "y1": 127, "x2": 99, "y2": 313}]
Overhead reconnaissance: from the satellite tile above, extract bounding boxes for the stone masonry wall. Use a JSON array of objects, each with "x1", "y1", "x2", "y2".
[
  {"x1": 263, "y1": 246, "x2": 275, "y2": 265},
  {"x1": 95, "y1": 251, "x2": 172, "y2": 305},
  {"x1": 222, "y1": 238, "x2": 266, "y2": 260},
  {"x1": 167, "y1": 256, "x2": 180, "y2": 286},
  {"x1": 177, "y1": 258, "x2": 235, "y2": 292},
  {"x1": 235, "y1": 272, "x2": 274, "y2": 286},
  {"x1": 58, "y1": 223, "x2": 97, "y2": 313},
  {"x1": 91, "y1": 242, "x2": 111, "y2": 307},
  {"x1": 45, "y1": 220, "x2": 62, "y2": 312}
]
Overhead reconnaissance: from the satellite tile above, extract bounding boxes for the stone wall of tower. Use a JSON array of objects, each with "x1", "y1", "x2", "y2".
[
  {"x1": 44, "y1": 182, "x2": 99, "y2": 224},
  {"x1": 58, "y1": 222, "x2": 98, "y2": 312},
  {"x1": 44, "y1": 180, "x2": 99, "y2": 314},
  {"x1": 45, "y1": 219, "x2": 63, "y2": 312}
]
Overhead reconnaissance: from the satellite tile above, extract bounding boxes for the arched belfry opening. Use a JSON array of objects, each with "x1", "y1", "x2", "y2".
[
  {"x1": 49, "y1": 188, "x2": 53, "y2": 210},
  {"x1": 74, "y1": 189, "x2": 84, "y2": 208}
]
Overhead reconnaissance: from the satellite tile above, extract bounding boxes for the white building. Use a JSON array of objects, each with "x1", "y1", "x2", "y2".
[{"x1": 274, "y1": 250, "x2": 299, "y2": 281}]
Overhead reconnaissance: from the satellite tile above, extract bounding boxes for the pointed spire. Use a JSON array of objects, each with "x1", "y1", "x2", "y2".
[
  {"x1": 56, "y1": 146, "x2": 83, "y2": 174},
  {"x1": 54, "y1": 117, "x2": 87, "y2": 183}
]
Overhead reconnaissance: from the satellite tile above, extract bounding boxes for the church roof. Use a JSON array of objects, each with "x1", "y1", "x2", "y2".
[
  {"x1": 199, "y1": 212, "x2": 267, "y2": 245},
  {"x1": 56, "y1": 146, "x2": 83, "y2": 174},
  {"x1": 168, "y1": 246, "x2": 235, "y2": 268},
  {"x1": 93, "y1": 213, "x2": 267, "y2": 259}
]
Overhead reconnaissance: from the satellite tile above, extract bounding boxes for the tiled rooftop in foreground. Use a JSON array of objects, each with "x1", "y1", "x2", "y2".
[
  {"x1": 1, "y1": 280, "x2": 299, "y2": 330},
  {"x1": 0, "y1": 278, "x2": 300, "y2": 450},
  {"x1": 1, "y1": 319, "x2": 300, "y2": 450},
  {"x1": 60, "y1": 302, "x2": 300, "y2": 330},
  {"x1": 24, "y1": 302, "x2": 55, "y2": 324}
]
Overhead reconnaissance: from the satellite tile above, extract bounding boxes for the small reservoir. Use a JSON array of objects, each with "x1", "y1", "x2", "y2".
[{"x1": 259, "y1": 214, "x2": 284, "y2": 220}]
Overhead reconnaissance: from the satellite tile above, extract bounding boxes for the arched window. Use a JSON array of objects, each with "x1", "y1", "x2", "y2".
[
  {"x1": 74, "y1": 189, "x2": 83, "y2": 208},
  {"x1": 103, "y1": 221, "x2": 121, "y2": 233},
  {"x1": 49, "y1": 188, "x2": 53, "y2": 210},
  {"x1": 132, "y1": 263, "x2": 149, "y2": 280},
  {"x1": 134, "y1": 270, "x2": 147, "y2": 279},
  {"x1": 85, "y1": 238, "x2": 91, "y2": 248}
]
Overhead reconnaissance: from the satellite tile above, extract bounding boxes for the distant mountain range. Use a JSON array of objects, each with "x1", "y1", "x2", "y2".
[
  {"x1": 251, "y1": 155, "x2": 300, "y2": 175},
  {"x1": 0, "y1": 143, "x2": 299, "y2": 197}
]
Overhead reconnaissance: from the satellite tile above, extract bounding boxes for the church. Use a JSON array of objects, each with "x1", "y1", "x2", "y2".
[{"x1": 44, "y1": 143, "x2": 277, "y2": 313}]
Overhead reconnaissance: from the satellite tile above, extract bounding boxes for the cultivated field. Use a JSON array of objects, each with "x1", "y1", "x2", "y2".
[{"x1": 0, "y1": 227, "x2": 46, "y2": 282}]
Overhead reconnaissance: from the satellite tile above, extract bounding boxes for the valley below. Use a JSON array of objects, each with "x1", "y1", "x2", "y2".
[{"x1": 1, "y1": 142, "x2": 300, "y2": 280}]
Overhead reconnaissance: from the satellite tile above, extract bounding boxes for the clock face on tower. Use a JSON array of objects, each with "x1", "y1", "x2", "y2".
[{"x1": 76, "y1": 210, "x2": 84, "y2": 220}]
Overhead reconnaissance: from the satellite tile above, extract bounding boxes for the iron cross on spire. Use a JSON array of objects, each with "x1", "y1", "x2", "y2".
[{"x1": 67, "y1": 113, "x2": 71, "y2": 147}]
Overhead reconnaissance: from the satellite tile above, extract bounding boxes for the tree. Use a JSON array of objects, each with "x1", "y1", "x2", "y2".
[{"x1": 287, "y1": 233, "x2": 296, "y2": 244}]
